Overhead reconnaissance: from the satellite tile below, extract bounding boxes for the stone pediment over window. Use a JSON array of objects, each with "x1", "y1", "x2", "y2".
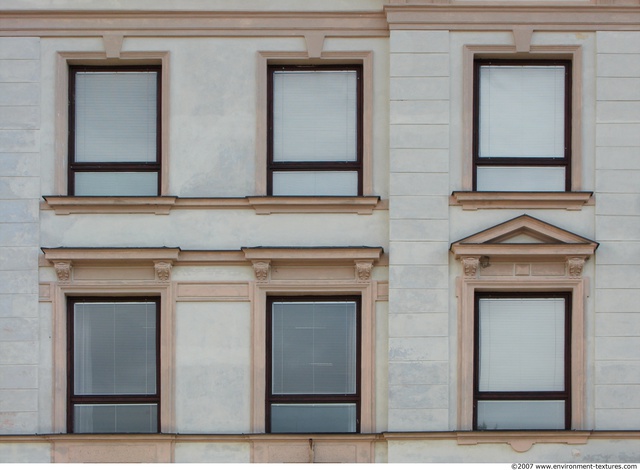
[{"x1": 450, "y1": 215, "x2": 598, "y2": 279}]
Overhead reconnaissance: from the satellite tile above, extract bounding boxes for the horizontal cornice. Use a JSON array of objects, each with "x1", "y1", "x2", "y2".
[
  {"x1": 385, "y1": 3, "x2": 640, "y2": 31},
  {"x1": 0, "y1": 10, "x2": 389, "y2": 37}
]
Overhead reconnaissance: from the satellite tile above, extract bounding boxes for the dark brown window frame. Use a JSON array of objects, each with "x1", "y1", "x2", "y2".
[
  {"x1": 67, "y1": 296, "x2": 161, "y2": 433},
  {"x1": 266, "y1": 295, "x2": 362, "y2": 433},
  {"x1": 68, "y1": 65, "x2": 162, "y2": 196},
  {"x1": 473, "y1": 292, "x2": 572, "y2": 431},
  {"x1": 267, "y1": 64, "x2": 364, "y2": 196},
  {"x1": 472, "y1": 59, "x2": 572, "y2": 192}
]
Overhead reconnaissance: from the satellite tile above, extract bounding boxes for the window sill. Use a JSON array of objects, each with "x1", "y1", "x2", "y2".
[
  {"x1": 456, "y1": 431, "x2": 591, "y2": 452},
  {"x1": 42, "y1": 196, "x2": 384, "y2": 215},
  {"x1": 450, "y1": 192, "x2": 593, "y2": 211}
]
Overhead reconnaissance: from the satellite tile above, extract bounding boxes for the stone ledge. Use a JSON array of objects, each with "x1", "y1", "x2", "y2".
[{"x1": 450, "y1": 192, "x2": 594, "y2": 211}]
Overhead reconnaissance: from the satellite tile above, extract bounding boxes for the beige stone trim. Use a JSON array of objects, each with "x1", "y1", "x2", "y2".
[
  {"x1": 175, "y1": 282, "x2": 250, "y2": 302},
  {"x1": 255, "y1": 51, "x2": 375, "y2": 196},
  {"x1": 43, "y1": 247, "x2": 181, "y2": 263},
  {"x1": 450, "y1": 192, "x2": 594, "y2": 211},
  {"x1": 247, "y1": 247, "x2": 383, "y2": 434},
  {"x1": 42, "y1": 196, "x2": 384, "y2": 215},
  {"x1": 452, "y1": 216, "x2": 598, "y2": 431},
  {"x1": 385, "y1": 4, "x2": 640, "y2": 31},
  {"x1": 51, "y1": 282, "x2": 174, "y2": 434},
  {"x1": 460, "y1": 44, "x2": 583, "y2": 194},
  {"x1": 456, "y1": 431, "x2": 590, "y2": 453},
  {"x1": 0, "y1": 10, "x2": 389, "y2": 38},
  {"x1": 54, "y1": 51, "x2": 170, "y2": 196},
  {"x1": 251, "y1": 434, "x2": 377, "y2": 463}
]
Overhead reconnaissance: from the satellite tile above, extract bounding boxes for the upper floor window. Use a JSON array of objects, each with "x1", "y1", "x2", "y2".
[
  {"x1": 267, "y1": 65, "x2": 363, "y2": 196},
  {"x1": 473, "y1": 59, "x2": 571, "y2": 191},
  {"x1": 68, "y1": 298, "x2": 160, "y2": 433},
  {"x1": 68, "y1": 65, "x2": 161, "y2": 196},
  {"x1": 266, "y1": 297, "x2": 361, "y2": 433},
  {"x1": 474, "y1": 293, "x2": 571, "y2": 430}
]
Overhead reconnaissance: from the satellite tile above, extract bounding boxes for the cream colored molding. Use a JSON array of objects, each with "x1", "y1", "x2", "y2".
[
  {"x1": 50, "y1": 281, "x2": 174, "y2": 434},
  {"x1": 54, "y1": 51, "x2": 170, "y2": 196},
  {"x1": 385, "y1": 4, "x2": 640, "y2": 31},
  {"x1": 512, "y1": 26, "x2": 533, "y2": 53},
  {"x1": 53, "y1": 261, "x2": 72, "y2": 284},
  {"x1": 450, "y1": 192, "x2": 594, "y2": 211},
  {"x1": 461, "y1": 256, "x2": 480, "y2": 279},
  {"x1": 0, "y1": 11, "x2": 389, "y2": 38},
  {"x1": 41, "y1": 195, "x2": 384, "y2": 215},
  {"x1": 567, "y1": 256, "x2": 586, "y2": 278},
  {"x1": 43, "y1": 247, "x2": 181, "y2": 263},
  {"x1": 175, "y1": 282, "x2": 250, "y2": 302},
  {"x1": 247, "y1": 246, "x2": 382, "y2": 434},
  {"x1": 304, "y1": 32, "x2": 326, "y2": 58},
  {"x1": 460, "y1": 44, "x2": 583, "y2": 193},
  {"x1": 355, "y1": 260, "x2": 374, "y2": 282},
  {"x1": 103, "y1": 34, "x2": 124, "y2": 58},
  {"x1": 456, "y1": 431, "x2": 590, "y2": 453},
  {"x1": 255, "y1": 51, "x2": 375, "y2": 196},
  {"x1": 452, "y1": 215, "x2": 597, "y2": 432},
  {"x1": 251, "y1": 260, "x2": 271, "y2": 283},
  {"x1": 154, "y1": 260, "x2": 173, "y2": 282}
]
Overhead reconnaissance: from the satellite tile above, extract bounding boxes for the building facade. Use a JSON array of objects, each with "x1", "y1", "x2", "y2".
[{"x1": 0, "y1": 0, "x2": 639, "y2": 463}]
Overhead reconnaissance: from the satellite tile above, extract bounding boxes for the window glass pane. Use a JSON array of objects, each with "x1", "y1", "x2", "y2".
[
  {"x1": 74, "y1": 172, "x2": 158, "y2": 196},
  {"x1": 273, "y1": 70, "x2": 357, "y2": 162},
  {"x1": 476, "y1": 166, "x2": 565, "y2": 191},
  {"x1": 75, "y1": 71, "x2": 157, "y2": 163},
  {"x1": 477, "y1": 400, "x2": 565, "y2": 430},
  {"x1": 478, "y1": 298, "x2": 565, "y2": 392},
  {"x1": 73, "y1": 404, "x2": 157, "y2": 433},
  {"x1": 272, "y1": 301, "x2": 357, "y2": 395},
  {"x1": 271, "y1": 404, "x2": 356, "y2": 433},
  {"x1": 272, "y1": 171, "x2": 358, "y2": 196},
  {"x1": 479, "y1": 65, "x2": 565, "y2": 159},
  {"x1": 74, "y1": 302, "x2": 156, "y2": 395}
]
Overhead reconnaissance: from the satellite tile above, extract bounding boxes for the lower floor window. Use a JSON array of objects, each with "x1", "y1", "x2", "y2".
[
  {"x1": 68, "y1": 297, "x2": 160, "y2": 433},
  {"x1": 474, "y1": 293, "x2": 571, "y2": 430},
  {"x1": 266, "y1": 297, "x2": 361, "y2": 433}
]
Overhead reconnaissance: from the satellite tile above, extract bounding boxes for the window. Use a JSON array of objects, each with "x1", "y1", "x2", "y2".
[
  {"x1": 473, "y1": 59, "x2": 571, "y2": 191},
  {"x1": 67, "y1": 297, "x2": 160, "y2": 433},
  {"x1": 474, "y1": 293, "x2": 571, "y2": 430},
  {"x1": 266, "y1": 296, "x2": 361, "y2": 433},
  {"x1": 68, "y1": 65, "x2": 161, "y2": 196},
  {"x1": 267, "y1": 65, "x2": 363, "y2": 196}
]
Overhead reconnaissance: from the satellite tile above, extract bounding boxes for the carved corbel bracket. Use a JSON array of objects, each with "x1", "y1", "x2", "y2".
[
  {"x1": 252, "y1": 260, "x2": 271, "y2": 283},
  {"x1": 566, "y1": 257, "x2": 586, "y2": 278},
  {"x1": 154, "y1": 260, "x2": 173, "y2": 282},
  {"x1": 355, "y1": 260, "x2": 374, "y2": 283},
  {"x1": 462, "y1": 257, "x2": 481, "y2": 279},
  {"x1": 54, "y1": 261, "x2": 72, "y2": 284}
]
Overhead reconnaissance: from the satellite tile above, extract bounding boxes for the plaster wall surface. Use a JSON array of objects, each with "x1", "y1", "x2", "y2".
[
  {"x1": 594, "y1": 31, "x2": 640, "y2": 430},
  {"x1": 388, "y1": 30, "x2": 450, "y2": 432},
  {"x1": 0, "y1": 37, "x2": 41, "y2": 435}
]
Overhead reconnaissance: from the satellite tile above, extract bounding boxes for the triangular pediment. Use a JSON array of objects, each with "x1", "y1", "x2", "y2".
[{"x1": 450, "y1": 215, "x2": 598, "y2": 258}]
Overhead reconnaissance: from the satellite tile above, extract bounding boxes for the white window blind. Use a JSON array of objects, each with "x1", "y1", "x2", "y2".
[
  {"x1": 75, "y1": 71, "x2": 157, "y2": 163},
  {"x1": 74, "y1": 302, "x2": 157, "y2": 395},
  {"x1": 479, "y1": 65, "x2": 565, "y2": 159},
  {"x1": 478, "y1": 297, "x2": 565, "y2": 392},
  {"x1": 273, "y1": 70, "x2": 357, "y2": 163},
  {"x1": 271, "y1": 301, "x2": 357, "y2": 395},
  {"x1": 272, "y1": 171, "x2": 358, "y2": 196}
]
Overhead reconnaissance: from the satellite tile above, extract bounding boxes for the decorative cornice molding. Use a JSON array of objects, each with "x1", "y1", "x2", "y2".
[
  {"x1": 450, "y1": 192, "x2": 594, "y2": 211},
  {"x1": 567, "y1": 256, "x2": 586, "y2": 278},
  {"x1": 41, "y1": 196, "x2": 384, "y2": 215},
  {"x1": 0, "y1": 10, "x2": 389, "y2": 38},
  {"x1": 154, "y1": 260, "x2": 173, "y2": 282},
  {"x1": 251, "y1": 260, "x2": 271, "y2": 283},
  {"x1": 355, "y1": 260, "x2": 374, "y2": 282},
  {"x1": 53, "y1": 261, "x2": 72, "y2": 284},
  {"x1": 385, "y1": 4, "x2": 640, "y2": 31},
  {"x1": 461, "y1": 257, "x2": 480, "y2": 279}
]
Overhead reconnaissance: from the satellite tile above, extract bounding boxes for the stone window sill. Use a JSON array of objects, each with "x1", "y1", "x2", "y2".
[
  {"x1": 456, "y1": 431, "x2": 591, "y2": 453},
  {"x1": 450, "y1": 192, "x2": 593, "y2": 211},
  {"x1": 42, "y1": 196, "x2": 384, "y2": 215}
]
